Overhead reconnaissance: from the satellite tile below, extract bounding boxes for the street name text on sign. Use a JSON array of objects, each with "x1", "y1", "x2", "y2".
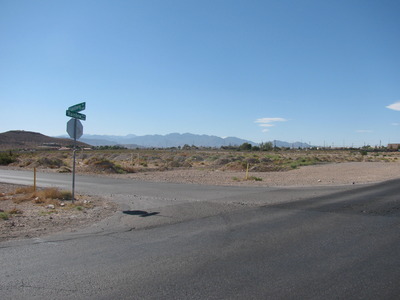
[
  {"x1": 66, "y1": 110, "x2": 86, "y2": 120},
  {"x1": 68, "y1": 102, "x2": 86, "y2": 112},
  {"x1": 66, "y1": 101, "x2": 86, "y2": 120}
]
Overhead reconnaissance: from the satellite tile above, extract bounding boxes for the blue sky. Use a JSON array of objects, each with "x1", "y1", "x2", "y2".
[{"x1": 1, "y1": 0, "x2": 399, "y2": 147}]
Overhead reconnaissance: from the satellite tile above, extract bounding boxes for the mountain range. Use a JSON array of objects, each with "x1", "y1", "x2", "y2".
[
  {"x1": 67, "y1": 133, "x2": 312, "y2": 149},
  {"x1": 0, "y1": 130, "x2": 312, "y2": 150},
  {"x1": 76, "y1": 133, "x2": 256, "y2": 148}
]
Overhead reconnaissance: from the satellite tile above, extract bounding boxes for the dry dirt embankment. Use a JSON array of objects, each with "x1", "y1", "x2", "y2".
[{"x1": 0, "y1": 184, "x2": 117, "y2": 242}]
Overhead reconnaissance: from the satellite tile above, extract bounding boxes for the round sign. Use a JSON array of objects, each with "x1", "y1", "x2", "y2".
[{"x1": 67, "y1": 118, "x2": 83, "y2": 140}]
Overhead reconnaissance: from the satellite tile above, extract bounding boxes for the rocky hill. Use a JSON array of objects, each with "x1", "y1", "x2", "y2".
[{"x1": 0, "y1": 130, "x2": 89, "y2": 150}]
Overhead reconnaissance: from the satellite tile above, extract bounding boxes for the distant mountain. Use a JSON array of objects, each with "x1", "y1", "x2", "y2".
[
  {"x1": 0, "y1": 130, "x2": 89, "y2": 150},
  {"x1": 272, "y1": 140, "x2": 312, "y2": 148},
  {"x1": 77, "y1": 133, "x2": 257, "y2": 148},
  {"x1": 79, "y1": 138, "x2": 119, "y2": 147},
  {"x1": 55, "y1": 132, "x2": 312, "y2": 149}
]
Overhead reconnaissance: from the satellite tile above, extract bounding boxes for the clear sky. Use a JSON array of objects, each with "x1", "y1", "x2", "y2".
[{"x1": 1, "y1": 0, "x2": 400, "y2": 147}]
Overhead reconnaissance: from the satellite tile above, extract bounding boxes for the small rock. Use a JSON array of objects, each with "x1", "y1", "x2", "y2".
[
  {"x1": 47, "y1": 204, "x2": 55, "y2": 209},
  {"x1": 60, "y1": 203, "x2": 65, "y2": 207},
  {"x1": 317, "y1": 179, "x2": 321, "y2": 182}
]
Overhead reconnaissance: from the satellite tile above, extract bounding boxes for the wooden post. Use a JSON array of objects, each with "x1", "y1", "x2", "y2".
[{"x1": 33, "y1": 167, "x2": 37, "y2": 191}]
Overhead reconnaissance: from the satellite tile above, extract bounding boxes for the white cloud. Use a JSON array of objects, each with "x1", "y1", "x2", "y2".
[
  {"x1": 255, "y1": 117, "x2": 287, "y2": 133},
  {"x1": 255, "y1": 117, "x2": 287, "y2": 123},
  {"x1": 386, "y1": 101, "x2": 400, "y2": 111}
]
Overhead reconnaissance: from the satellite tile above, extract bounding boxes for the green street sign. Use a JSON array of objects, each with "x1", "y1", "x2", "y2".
[
  {"x1": 68, "y1": 102, "x2": 86, "y2": 112},
  {"x1": 66, "y1": 110, "x2": 86, "y2": 120}
]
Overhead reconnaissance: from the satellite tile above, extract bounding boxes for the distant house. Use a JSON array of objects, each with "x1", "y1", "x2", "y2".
[{"x1": 387, "y1": 144, "x2": 400, "y2": 151}]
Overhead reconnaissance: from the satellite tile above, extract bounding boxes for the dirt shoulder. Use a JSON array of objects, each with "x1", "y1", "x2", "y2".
[{"x1": 0, "y1": 183, "x2": 118, "y2": 243}]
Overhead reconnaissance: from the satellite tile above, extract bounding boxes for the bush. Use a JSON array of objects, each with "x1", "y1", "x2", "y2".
[
  {"x1": 36, "y1": 157, "x2": 64, "y2": 168},
  {"x1": 0, "y1": 152, "x2": 16, "y2": 165},
  {"x1": 247, "y1": 176, "x2": 263, "y2": 181},
  {"x1": 239, "y1": 143, "x2": 252, "y2": 151},
  {"x1": 88, "y1": 158, "x2": 126, "y2": 174},
  {"x1": 0, "y1": 212, "x2": 9, "y2": 220}
]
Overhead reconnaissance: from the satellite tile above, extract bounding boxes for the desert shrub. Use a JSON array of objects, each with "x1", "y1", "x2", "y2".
[
  {"x1": 246, "y1": 157, "x2": 259, "y2": 164},
  {"x1": 167, "y1": 161, "x2": 182, "y2": 168},
  {"x1": 213, "y1": 158, "x2": 231, "y2": 166},
  {"x1": 86, "y1": 157, "x2": 126, "y2": 174},
  {"x1": 0, "y1": 212, "x2": 9, "y2": 220},
  {"x1": 58, "y1": 166, "x2": 72, "y2": 173},
  {"x1": 0, "y1": 152, "x2": 17, "y2": 165},
  {"x1": 250, "y1": 164, "x2": 284, "y2": 172},
  {"x1": 288, "y1": 157, "x2": 318, "y2": 169},
  {"x1": 174, "y1": 155, "x2": 187, "y2": 162},
  {"x1": 247, "y1": 176, "x2": 263, "y2": 181},
  {"x1": 181, "y1": 161, "x2": 193, "y2": 168},
  {"x1": 206, "y1": 155, "x2": 220, "y2": 162},
  {"x1": 14, "y1": 186, "x2": 36, "y2": 194},
  {"x1": 36, "y1": 157, "x2": 65, "y2": 168},
  {"x1": 223, "y1": 161, "x2": 247, "y2": 171},
  {"x1": 239, "y1": 143, "x2": 252, "y2": 151},
  {"x1": 36, "y1": 188, "x2": 72, "y2": 200},
  {"x1": 189, "y1": 155, "x2": 204, "y2": 162},
  {"x1": 122, "y1": 166, "x2": 137, "y2": 173},
  {"x1": 260, "y1": 157, "x2": 272, "y2": 163},
  {"x1": 8, "y1": 208, "x2": 23, "y2": 215}
]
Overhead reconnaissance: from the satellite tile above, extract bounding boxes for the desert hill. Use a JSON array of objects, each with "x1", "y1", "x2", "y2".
[{"x1": 0, "y1": 130, "x2": 89, "y2": 150}]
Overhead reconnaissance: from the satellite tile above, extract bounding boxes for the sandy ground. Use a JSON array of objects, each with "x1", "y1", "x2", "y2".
[
  {"x1": 1, "y1": 161, "x2": 400, "y2": 242},
  {"x1": 119, "y1": 161, "x2": 400, "y2": 187},
  {"x1": 0, "y1": 184, "x2": 117, "y2": 242}
]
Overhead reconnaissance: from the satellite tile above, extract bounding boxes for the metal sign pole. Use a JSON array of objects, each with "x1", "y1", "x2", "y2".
[{"x1": 72, "y1": 118, "x2": 77, "y2": 203}]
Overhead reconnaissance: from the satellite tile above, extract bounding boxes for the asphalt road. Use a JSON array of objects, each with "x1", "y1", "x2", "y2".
[{"x1": 1, "y1": 169, "x2": 400, "y2": 299}]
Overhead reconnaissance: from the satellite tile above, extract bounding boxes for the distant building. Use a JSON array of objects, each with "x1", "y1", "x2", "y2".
[{"x1": 387, "y1": 144, "x2": 400, "y2": 150}]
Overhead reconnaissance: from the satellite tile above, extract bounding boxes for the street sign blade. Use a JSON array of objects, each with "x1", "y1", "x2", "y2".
[
  {"x1": 66, "y1": 110, "x2": 86, "y2": 120},
  {"x1": 68, "y1": 102, "x2": 86, "y2": 112}
]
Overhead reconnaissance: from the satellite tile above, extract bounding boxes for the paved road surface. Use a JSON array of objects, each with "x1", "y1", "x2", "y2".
[{"x1": 1, "y1": 169, "x2": 399, "y2": 299}]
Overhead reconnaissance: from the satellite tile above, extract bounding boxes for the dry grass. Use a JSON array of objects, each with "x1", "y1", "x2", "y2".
[
  {"x1": 14, "y1": 186, "x2": 36, "y2": 194},
  {"x1": 6, "y1": 149, "x2": 400, "y2": 175},
  {"x1": 9, "y1": 186, "x2": 72, "y2": 205}
]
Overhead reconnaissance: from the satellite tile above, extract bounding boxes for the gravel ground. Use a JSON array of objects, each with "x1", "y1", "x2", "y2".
[
  {"x1": 0, "y1": 184, "x2": 117, "y2": 242},
  {"x1": 118, "y1": 161, "x2": 400, "y2": 187},
  {"x1": 1, "y1": 161, "x2": 400, "y2": 242}
]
